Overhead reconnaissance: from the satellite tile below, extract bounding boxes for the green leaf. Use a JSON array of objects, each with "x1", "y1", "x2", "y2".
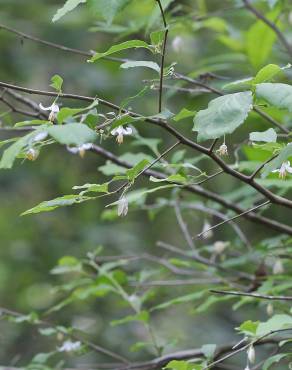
[
  {"x1": 150, "y1": 174, "x2": 187, "y2": 184},
  {"x1": 237, "y1": 320, "x2": 259, "y2": 336},
  {"x1": 0, "y1": 129, "x2": 47, "y2": 169},
  {"x1": 263, "y1": 354, "x2": 289, "y2": 370},
  {"x1": 52, "y1": 0, "x2": 86, "y2": 22},
  {"x1": 173, "y1": 108, "x2": 196, "y2": 122},
  {"x1": 56, "y1": 101, "x2": 98, "y2": 124},
  {"x1": 253, "y1": 64, "x2": 282, "y2": 85},
  {"x1": 193, "y1": 92, "x2": 253, "y2": 141},
  {"x1": 262, "y1": 144, "x2": 292, "y2": 177},
  {"x1": 249, "y1": 128, "x2": 277, "y2": 143},
  {"x1": 47, "y1": 123, "x2": 97, "y2": 146},
  {"x1": 89, "y1": 40, "x2": 152, "y2": 63},
  {"x1": 50, "y1": 74, "x2": 63, "y2": 92},
  {"x1": 201, "y1": 344, "x2": 216, "y2": 359},
  {"x1": 256, "y1": 83, "x2": 292, "y2": 112},
  {"x1": 256, "y1": 314, "x2": 292, "y2": 336},
  {"x1": 150, "y1": 30, "x2": 165, "y2": 49},
  {"x1": 164, "y1": 360, "x2": 202, "y2": 370},
  {"x1": 267, "y1": 0, "x2": 279, "y2": 8},
  {"x1": 111, "y1": 311, "x2": 149, "y2": 326},
  {"x1": 73, "y1": 183, "x2": 109, "y2": 195},
  {"x1": 120, "y1": 60, "x2": 160, "y2": 73},
  {"x1": 150, "y1": 109, "x2": 174, "y2": 120},
  {"x1": 246, "y1": 7, "x2": 279, "y2": 69},
  {"x1": 257, "y1": 179, "x2": 292, "y2": 188},
  {"x1": 107, "y1": 185, "x2": 175, "y2": 208},
  {"x1": 21, "y1": 194, "x2": 92, "y2": 215},
  {"x1": 87, "y1": 0, "x2": 130, "y2": 25},
  {"x1": 14, "y1": 120, "x2": 49, "y2": 128},
  {"x1": 151, "y1": 291, "x2": 206, "y2": 312},
  {"x1": 126, "y1": 159, "x2": 149, "y2": 181},
  {"x1": 32, "y1": 352, "x2": 55, "y2": 364}
]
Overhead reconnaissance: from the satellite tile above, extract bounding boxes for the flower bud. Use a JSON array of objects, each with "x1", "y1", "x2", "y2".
[
  {"x1": 247, "y1": 345, "x2": 255, "y2": 364},
  {"x1": 213, "y1": 241, "x2": 229, "y2": 254},
  {"x1": 26, "y1": 148, "x2": 39, "y2": 161},
  {"x1": 273, "y1": 259, "x2": 284, "y2": 275},
  {"x1": 201, "y1": 221, "x2": 213, "y2": 239},
  {"x1": 172, "y1": 36, "x2": 184, "y2": 53},
  {"x1": 117, "y1": 196, "x2": 128, "y2": 217},
  {"x1": 216, "y1": 143, "x2": 228, "y2": 156},
  {"x1": 266, "y1": 303, "x2": 273, "y2": 316}
]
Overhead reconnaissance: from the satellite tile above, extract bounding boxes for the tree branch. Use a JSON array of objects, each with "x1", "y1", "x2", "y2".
[{"x1": 210, "y1": 289, "x2": 292, "y2": 301}]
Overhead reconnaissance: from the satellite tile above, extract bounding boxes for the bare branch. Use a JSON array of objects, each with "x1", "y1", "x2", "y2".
[
  {"x1": 197, "y1": 201, "x2": 271, "y2": 238},
  {"x1": 210, "y1": 289, "x2": 292, "y2": 301}
]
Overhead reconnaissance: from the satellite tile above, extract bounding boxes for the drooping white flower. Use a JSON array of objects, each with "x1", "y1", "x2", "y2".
[
  {"x1": 26, "y1": 148, "x2": 39, "y2": 161},
  {"x1": 39, "y1": 102, "x2": 59, "y2": 122},
  {"x1": 111, "y1": 126, "x2": 132, "y2": 144},
  {"x1": 117, "y1": 196, "x2": 128, "y2": 217},
  {"x1": 213, "y1": 241, "x2": 229, "y2": 254},
  {"x1": 32, "y1": 131, "x2": 48, "y2": 143},
  {"x1": 201, "y1": 221, "x2": 213, "y2": 239},
  {"x1": 266, "y1": 303, "x2": 274, "y2": 316},
  {"x1": 172, "y1": 36, "x2": 184, "y2": 53},
  {"x1": 57, "y1": 340, "x2": 81, "y2": 353},
  {"x1": 216, "y1": 143, "x2": 228, "y2": 156},
  {"x1": 273, "y1": 258, "x2": 284, "y2": 274},
  {"x1": 67, "y1": 143, "x2": 92, "y2": 158},
  {"x1": 272, "y1": 161, "x2": 292, "y2": 179},
  {"x1": 247, "y1": 345, "x2": 255, "y2": 364}
]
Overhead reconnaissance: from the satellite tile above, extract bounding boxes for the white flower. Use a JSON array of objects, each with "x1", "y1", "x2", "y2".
[
  {"x1": 213, "y1": 241, "x2": 229, "y2": 254},
  {"x1": 67, "y1": 143, "x2": 92, "y2": 158},
  {"x1": 26, "y1": 148, "x2": 39, "y2": 161},
  {"x1": 266, "y1": 303, "x2": 273, "y2": 316},
  {"x1": 273, "y1": 258, "x2": 284, "y2": 274},
  {"x1": 201, "y1": 221, "x2": 213, "y2": 239},
  {"x1": 111, "y1": 126, "x2": 132, "y2": 144},
  {"x1": 244, "y1": 366, "x2": 251, "y2": 370},
  {"x1": 57, "y1": 340, "x2": 81, "y2": 353},
  {"x1": 117, "y1": 196, "x2": 128, "y2": 217},
  {"x1": 172, "y1": 36, "x2": 184, "y2": 53},
  {"x1": 247, "y1": 345, "x2": 255, "y2": 364},
  {"x1": 272, "y1": 161, "x2": 292, "y2": 179},
  {"x1": 39, "y1": 102, "x2": 59, "y2": 122},
  {"x1": 32, "y1": 131, "x2": 48, "y2": 142},
  {"x1": 216, "y1": 143, "x2": 228, "y2": 156}
]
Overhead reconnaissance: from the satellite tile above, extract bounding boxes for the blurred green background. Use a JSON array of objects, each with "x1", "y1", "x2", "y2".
[{"x1": 0, "y1": 0, "x2": 291, "y2": 367}]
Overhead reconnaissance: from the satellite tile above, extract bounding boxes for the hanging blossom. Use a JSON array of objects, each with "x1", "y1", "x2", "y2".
[
  {"x1": 39, "y1": 102, "x2": 59, "y2": 122},
  {"x1": 201, "y1": 221, "x2": 213, "y2": 239},
  {"x1": 266, "y1": 303, "x2": 273, "y2": 316},
  {"x1": 247, "y1": 345, "x2": 255, "y2": 364},
  {"x1": 57, "y1": 340, "x2": 81, "y2": 353},
  {"x1": 111, "y1": 126, "x2": 132, "y2": 144},
  {"x1": 273, "y1": 258, "x2": 284, "y2": 274},
  {"x1": 216, "y1": 143, "x2": 228, "y2": 156},
  {"x1": 272, "y1": 161, "x2": 292, "y2": 179},
  {"x1": 26, "y1": 148, "x2": 39, "y2": 161},
  {"x1": 67, "y1": 143, "x2": 93, "y2": 158},
  {"x1": 213, "y1": 241, "x2": 229, "y2": 255},
  {"x1": 117, "y1": 196, "x2": 128, "y2": 217},
  {"x1": 172, "y1": 36, "x2": 184, "y2": 53},
  {"x1": 32, "y1": 131, "x2": 48, "y2": 143}
]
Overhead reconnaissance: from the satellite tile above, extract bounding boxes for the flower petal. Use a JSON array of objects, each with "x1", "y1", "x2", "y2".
[{"x1": 39, "y1": 103, "x2": 52, "y2": 111}]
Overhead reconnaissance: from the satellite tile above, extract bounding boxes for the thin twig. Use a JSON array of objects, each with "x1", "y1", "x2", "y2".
[
  {"x1": 210, "y1": 289, "x2": 292, "y2": 301},
  {"x1": 156, "y1": 0, "x2": 169, "y2": 113},
  {"x1": 196, "y1": 201, "x2": 271, "y2": 239}
]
